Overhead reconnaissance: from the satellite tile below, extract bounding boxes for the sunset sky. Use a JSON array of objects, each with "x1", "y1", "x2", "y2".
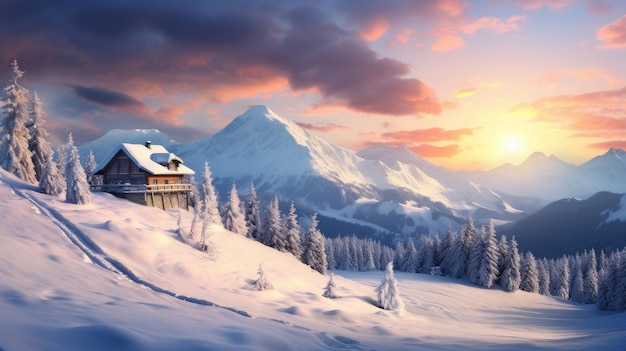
[{"x1": 1, "y1": 0, "x2": 625, "y2": 171}]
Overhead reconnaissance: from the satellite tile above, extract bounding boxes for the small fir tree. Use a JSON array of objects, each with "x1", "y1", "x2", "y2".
[
  {"x1": 244, "y1": 182, "x2": 262, "y2": 240},
  {"x1": 64, "y1": 133, "x2": 91, "y2": 204},
  {"x1": 376, "y1": 262, "x2": 404, "y2": 311},
  {"x1": 39, "y1": 157, "x2": 64, "y2": 196},
  {"x1": 261, "y1": 195, "x2": 287, "y2": 251},
  {"x1": 303, "y1": 214, "x2": 327, "y2": 274},
  {"x1": 28, "y1": 91, "x2": 53, "y2": 181},
  {"x1": 254, "y1": 263, "x2": 273, "y2": 290},
  {"x1": 501, "y1": 236, "x2": 521, "y2": 292},
  {"x1": 519, "y1": 251, "x2": 539, "y2": 293},
  {"x1": 284, "y1": 202, "x2": 304, "y2": 259},
  {"x1": 322, "y1": 273, "x2": 338, "y2": 298},
  {"x1": 222, "y1": 183, "x2": 247, "y2": 235},
  {"x1": 84, "y1": 149, "x2": 98, "y2": 185}
]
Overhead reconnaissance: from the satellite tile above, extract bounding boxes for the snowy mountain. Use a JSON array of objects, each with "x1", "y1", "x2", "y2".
[
  {"x1": 76, "y1": 106, "x2": 626, "y2": 238},
  {"x1": 501, "y1": 191, "x2": 626, "y2": 258},
  {"x1": 78, "y1": 128, "x2": 176, "y2": 164},
  {"x1": 3, "y1": 168, "x2": 626, "y2": 350},
  {"x1": 173, "y1": 106, "x2": 527, "y2": 234}
]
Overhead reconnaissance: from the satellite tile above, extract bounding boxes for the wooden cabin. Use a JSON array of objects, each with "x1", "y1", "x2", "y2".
[{"x1": 91, "y1": 141, "x2": 195, "y2": 210}]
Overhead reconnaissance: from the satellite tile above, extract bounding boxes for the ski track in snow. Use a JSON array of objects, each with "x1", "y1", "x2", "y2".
[
  {"x1": 11, "y1": 185, "x2": 252, "y2": 317},
  {"x1": 10, "y1": 184, "x2": 368, "y2": 350}
]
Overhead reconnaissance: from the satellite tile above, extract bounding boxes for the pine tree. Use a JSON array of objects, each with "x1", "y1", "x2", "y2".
[
  {"x1": 583, "y1": 249, "x2": 599, "y2": 304},
  {"x1": 222, "y1": 183, "x2": 247, "y2": 235},
  {"x1": 64, "y1": 133, "x2": 91, "y2": 204},
  {"x1": 496, "y1": 235, "x2": 509, "y2": 284},
  {"x1": 400, "y1": 237, "x2": 419, "y2": 273},
  {"x1": 28, "y1": 91, "x2": 53, "y2": 181},
  {"x1": 570, "y1": 264, "x2": 584, "y2": 303},
  {"x1": 537, "y1": 258, "x2": 551, "y2": 296},
  {"x1": 261, "y1": 195, "x2": 287, "y2": 251},
  {"x1": 39, "y1": 157, "x2": 64, "y2": 196},
  {"x1": 376, "y1": 262, "x2": 404, "y2": 311},
  {"x1": 467, "y1": 226, "x2": 485, "y2": 285},
  {"x1": 0, "y1": 59, "x2": 37, "y2": 183},
  {"x1": 447, "y1": 231, "x2": 466, "y2": 279},
  {"x1": 477, "y1": 222, "x2": 499, "y2": 288},
  {"x1": 440, "y1": 229, "x2": 457, "y2": 276},
  {"x1": 501, "y1": 236, "x2": 521, "y2": 292},
  {"x1": 322, "y1": 273, "x2": 338, "y2": 298},
  {"x1": 254, "y1": 263, "x2": 273, "y2": 290},
  {"x1": 519, "y1": 251, "x2": 539, "y2": 293},
  {"x1": 417, "y1": 235, "x2": 435, "y2": 274},
  {"x1": 84, "y1": 149, "x2": 98, "y2": 185},
  {"x1": 555, "y1": 257, "x2": 570, "y2": 300},
  {"x1": 244, "y1": 182, "x2": 262, "y2": 240},
  {"x1": 198, "y1": 161, "x2": 221, "y2": 251},
  {"x1": 284, "y1": 202, "x2": 303, "y2": 259},
  {"x1": 303, "y1": 214, "x2": 327, "y2": 274},
  {"x1": 460, "y1": 218, "x2": 476, "y2": 277},
  {"x1": 55, "y1": 144, "x2": 68, "y2": 183}
]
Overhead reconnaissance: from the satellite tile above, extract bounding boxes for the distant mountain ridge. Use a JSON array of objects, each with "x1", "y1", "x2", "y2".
[
  {"x1": 78, "y1": 105, "x2": 626, "y2": 240},
  {"x1": 500, "y1": 192, "x2": 626, "y2": 258}
]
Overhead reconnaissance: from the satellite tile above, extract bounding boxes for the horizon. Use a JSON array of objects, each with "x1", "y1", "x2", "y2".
[{"x1": 2, "y1": 0, "x2": 625, "y2": 171}]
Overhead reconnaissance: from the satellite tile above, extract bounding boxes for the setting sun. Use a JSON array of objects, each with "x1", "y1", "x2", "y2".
[{"x1": 504, "y1": 137, "x2": 523, "y2": 154}]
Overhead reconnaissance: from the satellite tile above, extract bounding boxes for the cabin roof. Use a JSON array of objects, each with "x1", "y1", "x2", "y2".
[{"x1": 93, "y1": 143, "x2": 195, "y2": 176}]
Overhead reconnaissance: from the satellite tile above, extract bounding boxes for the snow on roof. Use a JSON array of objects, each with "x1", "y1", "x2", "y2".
[{"x1": 93, "y1": 143, "x2": 195, "y2": 176}]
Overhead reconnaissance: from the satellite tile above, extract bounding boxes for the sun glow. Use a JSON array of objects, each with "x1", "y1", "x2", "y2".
[{"x1": 504, "y1": 136, "x2": 523, "y2": 154}]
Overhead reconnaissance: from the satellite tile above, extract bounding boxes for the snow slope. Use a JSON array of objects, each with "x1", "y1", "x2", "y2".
[{"x1": 2, "y1": 169, "x2": 626, "y2": 350}]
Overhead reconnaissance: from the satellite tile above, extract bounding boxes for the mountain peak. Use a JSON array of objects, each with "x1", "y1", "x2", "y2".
[{"x1": 239, "y1": 105, "x2": 283, "y2": 122}]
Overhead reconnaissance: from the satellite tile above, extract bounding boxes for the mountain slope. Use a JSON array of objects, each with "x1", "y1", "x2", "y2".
[
  {"x1": 502, "y1": 191, "x2": 626, "y2": 258},
  {"x1": 3, "y1": 168, "x2": 626, "y2": 350}
]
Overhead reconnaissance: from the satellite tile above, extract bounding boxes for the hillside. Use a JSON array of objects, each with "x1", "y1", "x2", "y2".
[
  {"x1": 502, "y1": 191, "x2": 626, "y2": 258},
  {"x1": 2, "y1": 169, "x2": 626, "y2": 350}
]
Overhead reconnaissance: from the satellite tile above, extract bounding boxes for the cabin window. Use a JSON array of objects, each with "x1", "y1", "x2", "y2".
[
  {"x1": 118, "y1": 156, "x2": 129, "y2": 174},
  {"x1": 152, "y1": 179, "x2": 158, "y2": 185},
  {"x1": 164, "y1": 179, "x2": 170, "y2": 184}
]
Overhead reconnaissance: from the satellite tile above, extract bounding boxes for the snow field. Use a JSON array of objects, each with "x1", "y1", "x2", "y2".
[{"x1": 2, "y1": 170, "x2": 626, "y2": 350}]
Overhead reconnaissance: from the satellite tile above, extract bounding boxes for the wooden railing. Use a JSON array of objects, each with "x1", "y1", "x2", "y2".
[{"x1": 91, "y1": 183, "x2": 192, "y2": 193}]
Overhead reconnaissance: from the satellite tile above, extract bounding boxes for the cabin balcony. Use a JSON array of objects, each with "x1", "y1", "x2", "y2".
[{"x1": 91, "y1": 183, "x2": 193, "y2": 194}]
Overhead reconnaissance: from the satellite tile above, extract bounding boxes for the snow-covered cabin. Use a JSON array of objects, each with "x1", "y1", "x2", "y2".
[{"x1": 92, "y1": 141, "x2": 195, "y2": 210}]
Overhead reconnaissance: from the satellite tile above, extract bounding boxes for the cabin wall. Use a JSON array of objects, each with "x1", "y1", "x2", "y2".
[
  {"x1": 147, "y1": 175, "x2": 184, "y2": 185},
  {"x1": 100, "y1": 150, "x2": 147, "y2": 185}
]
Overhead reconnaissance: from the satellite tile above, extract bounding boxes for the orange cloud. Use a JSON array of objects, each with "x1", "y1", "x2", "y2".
[
  {"x1": 461, "y1": 15, "x2": 527, "y2": 34},
  {"x1": 597, "y1": 14, "x2": 626, "y2": 49},
  {"x1": 358, "y1": 16, "x2": 389, "y2": 41},
  {"x1": 538, "y1": 67, "x2": 626, "y2": 87},
  {"x1": 410, "y1": 144, "x2": 462, "y2": 157},
  {"x1": 588, "y1": 140, "x2": 626, "y2": 150},
  {"x1": 515, "y1": 86, "x2": 626, "y2": 142},
  {"x1": 388, "y1": 28, "x2": 415, "y2": 46},
  {"x1": 432, "y1": 35, "x2": 465, "y2": 52},
  {"x1": 381, "y1": 127, "x2": 475, "y2": 143},
  {"x1": 295, "y1": 122, "x2": 351, "y2": 133}
]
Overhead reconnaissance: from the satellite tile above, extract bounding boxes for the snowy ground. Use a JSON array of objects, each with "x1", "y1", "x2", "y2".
[{"x1": 2, "y1": 169, "x2": 626, "y2": 350}]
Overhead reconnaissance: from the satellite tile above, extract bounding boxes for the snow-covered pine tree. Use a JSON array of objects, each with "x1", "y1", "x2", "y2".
[
  {"x1": 446, "y1": 230, "x2": 465, "y2": 279},
  {"x1": 495, "y1": 234, "x2": 508, "y2": 284},
  {"x1": 570, "y1": 264, "x2": 585, "y2": 303},
  {"x1": 555, "y1": 256, "x2": 570, "y2": 300},
  {"x1": 284, "y1": 202, "x2": 304, "y2": 259},
  {"x1": 303, "y1": 214, "x2": 327, "y2": 274},
  {"x1": 198, "y1": 160, "x2": 221, "y2": 251},
  {"x1": 460, "y1": 218, "x2": 476, "y2": 277},
  {"x1": 322, "y1": 273, "x2": 338, "y2": 298},
  {"x1": 244, "y1": 182, "x2": 262, "y2": 240},
  {"x1": 222, "y1": 183, "x2": 247, "y2": 235},
  {"x1": 64, "y1": 133, "x2": 91, "y2": 205},
  {"x1": 439, "y1": 228, "x2": 457, "y2": 276},
  {"x1": 28, "y1": 91, "x2": 53, "y2": 181},
  {"x1": 393, "y1": 242, "x2": 405, "y2": 271},
  {"x1": 538, "y1": 258, "x2": 551, "y2": 296},
  {"x1": 500, "y1": 236, "x2": 521, "y2": 292},
  {"x1": 254, "y1": 263, "x2": 273, "y2": 290},
  {"x1": 39, "y1": 157, "x2": 64, "y2": 196},
  {"x1": 362, "y1": 241, "x2": 377, "y2": 271},
  {"x1": 417, "y1": 235, "x2": 435, "y2": 274},
  {"x1": 400, "y1": 237, "x2": 419, "y2": 273},
  {"x1": 467, "y1": 226, "x2": 485, "y2": 285},
  {"x1": 583, "y1": 249, "x2": 598, "y2": 304},
  {"x1": 55, "y1": 144, "x2": 68, "y2": 182},
  {"x1": 477, "y1": 222, "x2": 499, "y2": 288},
  {"x1": 376, "y1": 262, "x2": 404, "y2": 311},
  {"x1": 261, "y1": 195, "x2": 287, "y2": 251},
  {"x1": 84, "y1": 149, "x2": 98, "y2": 185},
  {"x1": 0, "y1": 59, "x2": 37, "y2": 183},
  {"x1": 325, "y1": 238, "x2": 336, "y2": 270},
  {"x1": 519, "y1": 251, "x2": 539, "y2": 293}
]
